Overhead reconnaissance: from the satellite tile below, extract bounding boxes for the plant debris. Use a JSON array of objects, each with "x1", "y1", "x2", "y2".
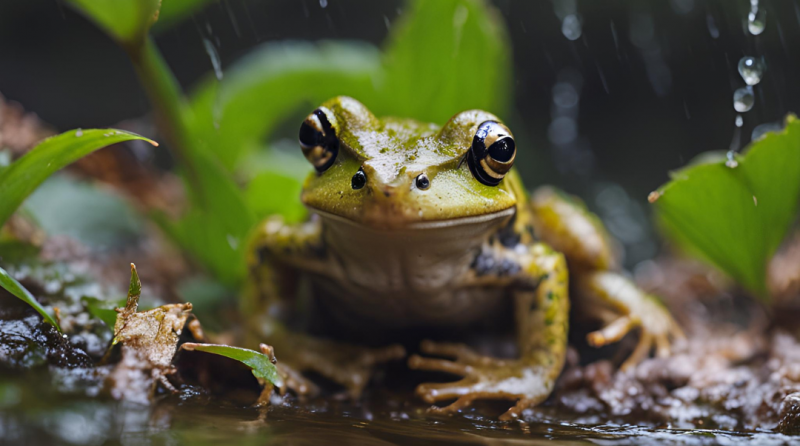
[{"x1": 104, "y1": 264, "x2": 192, "y2": 404}]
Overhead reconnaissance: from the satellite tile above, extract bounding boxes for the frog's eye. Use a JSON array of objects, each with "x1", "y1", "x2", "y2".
[
  {"x1": 467, "y1": 120, "x2": 516, "y2": 186},
  {"x1": 299, "y1": 108, "x2": 339, "y2": 172}
]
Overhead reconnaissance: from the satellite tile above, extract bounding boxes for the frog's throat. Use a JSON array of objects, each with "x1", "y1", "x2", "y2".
[{"x1": 307, "y1": 206, "x2": 516, "y2": 231}]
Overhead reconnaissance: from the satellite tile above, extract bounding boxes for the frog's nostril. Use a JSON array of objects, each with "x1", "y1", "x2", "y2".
[{"x1": 352, "y1": 168, "x2": 367, "y2": 190}]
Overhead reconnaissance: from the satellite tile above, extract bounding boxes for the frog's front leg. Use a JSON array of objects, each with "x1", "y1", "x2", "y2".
[
  {"x1": 409, "y1": 243, "x2": 569, "y2": 420},
  {"x1": 530, "y1": 186, "x2": 682, "y2": 368},
  {"x1": 246, "y1": 216, "x2": 405, "y2": 398}
]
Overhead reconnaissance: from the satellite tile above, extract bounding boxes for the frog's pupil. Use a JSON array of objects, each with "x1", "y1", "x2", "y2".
[
  {"x1": 352, "y1": 168, "x2": 367, "y2": 190},
  {"x1": 299, "y1": 121, "x2": 321, "y2": 147},
  {"x1": 488, "y1": 137, "x2": 515, "y2": 162},
  {"x1": 416, "y1": 173, "x2": 430, "y2": 190}
]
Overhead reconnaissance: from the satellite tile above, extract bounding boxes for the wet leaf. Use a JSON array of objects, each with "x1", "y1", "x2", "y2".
[
  {"x1": 653, "y1": 115, "x2": 800, "y2": 300},
  {"x1": 181, "y1": 343, "x2": 283, "y2": 388},
  {"x1": 67, "y1": 0, "x2": 160, "y2": 45},
  {"x1": 82, "y1": 296, "x2": 124, "y2": 328},
  {"x1": 245, "y1": 171, "x2": 307, "y2": 224},
  {"x1": 0, "y1": 129, "x2": 157, "y2": 228},
  {"x1": 0, "y1": 265, "x2": 61, "y2": 332},
  {"x1": 376, "y1": 0, "x2": 511, "y2": 123},
  {"x1": 188, "y1": 40, "x2": 381, "y2": 170}
]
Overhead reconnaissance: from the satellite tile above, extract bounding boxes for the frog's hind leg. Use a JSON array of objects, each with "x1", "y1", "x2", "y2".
[
  {"x1": 529, "y1": 186, "x2": 683, "y2": 369},
  {"x1": 577, "y1": 271, "x2": 684, "y2": 370}
]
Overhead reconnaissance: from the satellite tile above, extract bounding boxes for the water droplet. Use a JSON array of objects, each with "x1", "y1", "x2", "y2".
[
  {"x1": 203, "y1": 38, "x2": 223, "y2": 81},
  {"x1": 738, "y1": 56, "x2": 764, "y2": 86},
  {"x1": 319, "y1": 0, "x2": 328, "y2": 8},
  {"x1": 725, "y1": 151, "x2": 739, "y2": 168},
  {"x1": 735, "y1": 114, "x2": 743, "y2": 127},
  {"x1": 75, "y1": 129, "x2": 83, "y2": 137},
  {"x1": 748, "y1": 6, "x2": 766, "y2": 35},
  {"x1": 226, "y1": 234, "x2": 239, "y2": 250},
  {"x1": 706, "y1": 13, "x2": 720, "y2": 39},
  {"x1": 733, "y1": 86, "x2": 755, "y2": 112},
  {"x1": 752, "y1": 122, "x2": 783, "y2": 141},
  {"x1": 561, "y1": 14, "x2": 582, "y2": 41}
]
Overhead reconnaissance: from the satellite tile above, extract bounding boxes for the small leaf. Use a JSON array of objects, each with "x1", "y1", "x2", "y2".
[
  {"x1": 156, "y1": 0, "x2": 215, "y2": 29},
  {"x1": 67, "y1": 0, "x2": 161, "y2": 45},
  {"x1": 0, "y1": 265, "x2": 61, "y2": 332},
  {"x1": 181, "y1": 343, "x2": 284, "y2": 388},
  {"x1": 188, "y1": 40, "x2": 381, "y2": 170},
  {"x1": 653, "y1": 115, "x2": 800, "y2": 300},
  {"x1": 245, "y1": 171, "x2": 307, "y2": 223},
  {"x1": 82, "y1": 296, "x2": 123, "y2": 328},
  {"x1": 376, "y1": 0, "x2": 512, "y2": 123},
  {"x1": 0, "y1": 129, "x2": 157, "y2": 228}
]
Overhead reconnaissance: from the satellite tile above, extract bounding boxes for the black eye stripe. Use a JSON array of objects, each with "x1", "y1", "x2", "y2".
[{"x1": 468, "y1": 120, "x2": 516, "y2": 186}]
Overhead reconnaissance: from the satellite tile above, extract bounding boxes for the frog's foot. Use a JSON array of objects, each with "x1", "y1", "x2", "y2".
[
  {"x1": 285, "y1": 338, "x2": 406, "y2": 399},
  {"x1": 409, "y1": 340, "x2": 553, "y2": 421},
  {"x1": 580, "y1": 271, "x2": 684, "y2": 370}
]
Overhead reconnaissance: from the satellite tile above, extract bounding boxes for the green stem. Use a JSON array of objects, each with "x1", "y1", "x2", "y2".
[{"x1": 126, "y1": 37, "x2": 201, "y2": 191}]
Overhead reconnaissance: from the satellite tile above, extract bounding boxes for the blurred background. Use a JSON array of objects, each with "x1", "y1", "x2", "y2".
[{"x1": 1, "y1": 0, "x2": 799, "y2": 266}]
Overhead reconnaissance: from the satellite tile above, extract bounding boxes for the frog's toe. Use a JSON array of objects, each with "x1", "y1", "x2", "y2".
[
  {"x1": 276, "y1": 362, "x2": 319, "y2": 397},
  {"x1": 408, "y1": 354, "x2": 472, "y2": 375},
  {"x1": 414, "y1": 378, "x2": 475, "y2": 404},
  {"x1": 586, "y1": 315, "x2": 636, "y2": 347}
]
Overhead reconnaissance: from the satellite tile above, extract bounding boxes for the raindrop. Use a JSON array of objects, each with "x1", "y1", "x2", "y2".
[
  {"x1": 738, "y1": 56, "x2": 764, "y2": 85},
  {"x1": 203, "y1": 38, "x2": 223, "y2": 81},
  {"x1": 561, "y1": 14, "x2": 582, "y2": 41},
  {"x1": 726, "y1": 151, "x2": 739, "y2": 168},
  {"x1": 752, "y1": 122, "x2": 783, "y2": 140},
  {"x1": 319, "y1": 0, "x2": 328, "y2": 8},
  {"x1": 748, "y1": 3, "x2": 766, "y2": 35},
  {"x1": 670, "y1": 0, "x2": 694, "y2": 15},
  {"x1": 75, "y1": 129, "x2": 83, "y2": 137},
  {"x1": 548, "y1": 117, "x2": 578, "y2": 145},
  {"x1": 706, "y1": 14, "x2": 720, "y2": 39},
  {"x1": 552, "y1": 82, "x2": 579, "y2": 109},
  {"x1": 733, "y1": 86, "x2": 755, "y2": 112},
  {"x1": 735, "y1": 114, "x2": 743, "y2": 127}
]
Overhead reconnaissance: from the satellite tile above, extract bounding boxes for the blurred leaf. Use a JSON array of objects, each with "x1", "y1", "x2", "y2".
[
  {"x1": 157, "y1": 0, "x2": 215, "y2": 29},
  {"x1": 0, "y1": 129, "x2": 156, "y2": 228},
  {"x1": 180, "y1": 343, "x2": 283, "y2": 388},
  {"x1": 82, "y1": 296, "x2": 124, "y2": 328},
  {"x1": 653, "y1": 115, "x2": 800, "y2": 300},
  {"x1": 0, "y1": 265, "x2": 61, "y2": 332},
  {"x1": 24, "y1": 175, "x2": 144, "y2": 249},
  {"x1": 188, "y1": 40, "x2": 381, "y2": 170},
  {"x1": 67, "y1": 0, "x2": 160, "y2": 45},
  {"x1": 376, "y1": 0, "x2": 511, "y2": 123},
  {"x1": 245, "y1": 171, "x2": 307, "y2": 223}
]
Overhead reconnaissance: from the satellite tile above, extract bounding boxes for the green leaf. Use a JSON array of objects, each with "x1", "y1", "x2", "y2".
[
  {"x1": 180, "y1": 343, "x2": 283, "y2": 388},
  {"x1": 67, "y1": 0, "x2": 160, "y2": 45},
  {"x1": 0, "y1": 265, "x2": 61, "y2": 332},
  {"x1": 0, "y1": 129, "x2": 157, "y2": 228},
  {"x1": 245, "y1": 171, "x2": 307, "y2": 224},
  {"x1": 24, "y1": 175, "x2": 144, "y2": 249},
  {"x1": 376, "y1": 0, "x2": 511, "y2": 123},
  {"x1": 188, "y1": 40, "x2": 381, "y2": 170},
  {"x1": 82, "y1": 296, "x2": 124, "y2": 328},
  {"x1": 653, "y1": 115, "x2": 800, "y2": 300},
  {"x1": 156, "y1": 0, "x2": 215, "y2": 29}
]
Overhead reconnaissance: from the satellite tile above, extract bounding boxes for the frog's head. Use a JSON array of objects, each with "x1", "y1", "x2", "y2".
[{"x1": 298, "y1": 96, "x2": 518, "y2": 229}]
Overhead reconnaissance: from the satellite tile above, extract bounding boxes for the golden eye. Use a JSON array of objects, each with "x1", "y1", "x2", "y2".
[
  {"x1": 299, "y1": 107, "x2": 338, "y2": 172},
  {"x1": 467, "y1": 120, "x2": 516, "y2": 186}
]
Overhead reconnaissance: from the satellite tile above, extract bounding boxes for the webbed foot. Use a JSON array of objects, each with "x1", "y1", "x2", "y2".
[
  {"x1": 580, "y1": 271, "x2": 684, "y2": 370},
  {"x1": 409, "y1": 340, "x2": 554, "y2": 420}
]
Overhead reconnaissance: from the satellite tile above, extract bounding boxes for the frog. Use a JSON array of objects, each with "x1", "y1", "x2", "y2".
[{"x1": 246, "y1": 96, "x2": 682, "y2": 419}]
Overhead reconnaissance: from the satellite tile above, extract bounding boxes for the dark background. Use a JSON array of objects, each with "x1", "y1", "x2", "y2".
[{"x1": 1, "y1": 0, "x2": 798, "y2": 265}]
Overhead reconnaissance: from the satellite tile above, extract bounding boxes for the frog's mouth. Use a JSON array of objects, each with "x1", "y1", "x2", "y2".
[{"x1": 308, "y1": 206, "x2": 516, "y2": 231}]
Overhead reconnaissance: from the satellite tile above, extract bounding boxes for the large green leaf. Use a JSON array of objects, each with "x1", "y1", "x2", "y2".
[
  {"x1": 653, "y1": 115, "x2": 800, "y2": 299},
  {"x1": 180, "y1": 343, "x2": 283, "y2": 388},
  {"x1": 188, "y1": 40, "x2": 382, "y2": 170},
  {"x1": 67, "y1": 0, "x2": 160, "y2": 45},
  {"x1": 0, "y1": 129, "x2": 157, "y2": 228},
  {"x1": 0, "y1": 265, "x2": 61, "y2": 332},
  {"x1": 376, "y1": 0, "x2": 511, "y2": 123}
]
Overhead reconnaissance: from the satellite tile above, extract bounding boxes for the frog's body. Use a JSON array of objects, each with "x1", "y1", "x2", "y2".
[{"x1": 248, "y1": 97, "x2": 681, "y2": 419}]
